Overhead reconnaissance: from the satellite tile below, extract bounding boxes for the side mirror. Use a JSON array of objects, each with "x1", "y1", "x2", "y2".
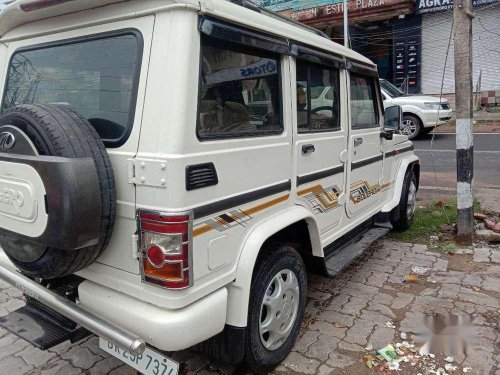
[{"x1": 384, "y1": 105, "x2": 402, "y2": 132}]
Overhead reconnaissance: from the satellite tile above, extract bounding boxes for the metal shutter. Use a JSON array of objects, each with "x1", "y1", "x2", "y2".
[{"x1": 421, "y1": 6, "x2": 500, "y2": 94}]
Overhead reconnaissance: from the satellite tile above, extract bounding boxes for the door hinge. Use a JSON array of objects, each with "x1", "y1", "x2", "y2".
[{"x1": 127, "y1": 158, "x2": 168, "y2": 188}]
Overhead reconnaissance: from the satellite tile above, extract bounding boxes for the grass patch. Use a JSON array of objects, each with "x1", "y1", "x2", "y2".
[
  {"x1": 389, "y1": 198, "x2": 481, "y2": 243},
  {"x1": 389, "y1": 199, "x2": 457, "y2": 243}
]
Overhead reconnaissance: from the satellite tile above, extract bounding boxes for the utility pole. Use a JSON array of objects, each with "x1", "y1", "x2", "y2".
[
  {"x1": 454, "y1": 0, "x2": 474, "y2": 244},
  {"x1": 343, "y1": 0, "x2": 349, "y2": 47}
]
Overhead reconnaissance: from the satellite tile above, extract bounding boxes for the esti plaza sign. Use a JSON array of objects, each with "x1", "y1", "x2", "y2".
[{"x1": 260, "y1": 0, "x2": 344, "y2": 12}]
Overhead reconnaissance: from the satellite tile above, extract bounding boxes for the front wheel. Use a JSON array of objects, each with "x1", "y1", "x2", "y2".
[
  {"x1": 391, "y1": 169, "x2": 418, "y2": 231},
  {"x1": 245, "y1": 245, "x2": 307, "y2": 373},
  {"x1": 400, "y1": 115, "x2": 422, "y2": 140}
]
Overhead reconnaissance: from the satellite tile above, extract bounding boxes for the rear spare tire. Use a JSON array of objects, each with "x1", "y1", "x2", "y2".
[{"x1": 0, "y1": 104, "x2": 116, "y2": 278}]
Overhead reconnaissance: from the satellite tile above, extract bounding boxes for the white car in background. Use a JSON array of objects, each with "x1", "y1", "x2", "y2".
[{"x1": 379, "y1": 79, "x2": 453, "y2": 140}]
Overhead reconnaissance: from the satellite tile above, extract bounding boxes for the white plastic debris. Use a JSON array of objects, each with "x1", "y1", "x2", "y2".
[
  {"x1": 463, "y1": 368, "x2": 472, "y2": 373},
  {"x1": 402, "y1": 341, "x2": 413, "y2": 348},
  {"x1": 385, "y1": 321, "x2": 396, "y2": 328},
  {"x1": 445, "y1": 356, "x2": 454, "y2": 363},
  {"x1": 400, "y1": 332, "x2": 408, "y2": 340},
  {"x1": 388, "y1": 361, "x2": 400, "y2": 371},
  {"x1": 445, "y1": 363, "x2": 457, "y2": 372},
  {"x1": 429, "y1": 353, "x2": 436, "y2": 358},
  {"x1": 365, "y1": 343, "x2": 373, "y2": 351},
  {"x1": 411, "y1": 266, "x2": 429, "y2": 275}
]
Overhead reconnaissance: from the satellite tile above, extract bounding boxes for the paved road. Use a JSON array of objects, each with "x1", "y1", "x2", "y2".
[
  {"x1": 413, "y1": 133, "x2": 500, "y2": 189},
  {"x1": 1, "y1": 241, "x2": 499, "y2": 375}
]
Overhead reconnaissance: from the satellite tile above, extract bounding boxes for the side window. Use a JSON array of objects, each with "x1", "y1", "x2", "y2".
[
  {"x1": 296, "y1": 61, "x2": 340, "y2": 133},
  {"x1": 350, "y1": 74, "x2": 379, "y2": 129},
  {"x1": 197, "y1": 37, "x2": 282, "y2": 140}
]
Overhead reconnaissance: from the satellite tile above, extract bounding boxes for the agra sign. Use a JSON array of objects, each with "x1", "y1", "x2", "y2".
[{"x1": 416, "y1": 0, "x2": 499, "y2": 14}]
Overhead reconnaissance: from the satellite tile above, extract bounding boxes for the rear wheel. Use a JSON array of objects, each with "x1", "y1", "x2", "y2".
[
  {"x1": 244, "y1": 245, "x2": 307, "y2": 373},
  {"x1": 391, "y1": 169, "x2": 417, "y2": 231},
  {"x1": 400, "y1": 114, "x2": 422, "y2": 140},
  {"x1": 0, "y1": 104, "x2": 116, "y2": 279}
]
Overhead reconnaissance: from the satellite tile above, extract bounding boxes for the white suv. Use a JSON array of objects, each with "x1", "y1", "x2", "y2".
[
  {"x1": 0, "y1": 1, "x2": 419, "y2": 373},
  {"x1": 379, "y1": 79, "x2": 453, "y2": 139}
]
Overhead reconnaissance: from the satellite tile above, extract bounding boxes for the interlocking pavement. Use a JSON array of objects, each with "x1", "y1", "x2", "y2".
[{"x1": 0, "y1": 240, "x2": 499, "y2": 375}]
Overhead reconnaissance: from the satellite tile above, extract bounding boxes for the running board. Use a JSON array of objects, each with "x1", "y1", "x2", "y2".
[
  {"x1": 324, "y1": 226, "x2": 390, "y2": 277},
  {"x1": 0, "y1": 299, "x2": 90, "y2": 350}
]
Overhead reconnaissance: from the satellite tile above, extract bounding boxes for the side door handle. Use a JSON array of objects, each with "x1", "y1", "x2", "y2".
[
  {"x1": 354, "y1": 138, "x2": 363, "y2": 147},
  {"x1": 302, "y1": 144, "x2": 316, "y2": 155}
]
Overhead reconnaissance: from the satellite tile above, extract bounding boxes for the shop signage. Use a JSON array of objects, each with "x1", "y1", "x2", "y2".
[
  {"x1": 394, "y1": 39, "x2": 419, "y2": 89},
  {"x1": 260, "y1": 0, "x2": 342, "y2": 12},
  {"x1": 278, "y1": 0, "x2": 389, "y2": 21},
  {"x1": 416, "y1": 0, "x2": 499, "y2": 14}
]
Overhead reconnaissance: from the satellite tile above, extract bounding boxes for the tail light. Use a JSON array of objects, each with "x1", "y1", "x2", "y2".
[{"x1": 137, "y1": 210, "x2": 193, "y2": 289}]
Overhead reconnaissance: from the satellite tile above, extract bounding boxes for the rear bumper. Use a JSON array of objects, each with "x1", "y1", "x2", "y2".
[
  {"x1": 0, "y1": 253, "x2": 227, "y2": 353},
  {"x1": 0, "y1": 258, "x2": 145, "y2": 355},
  {"x1": 78, "y1": 281, "x2": 227, "y2": 351}
]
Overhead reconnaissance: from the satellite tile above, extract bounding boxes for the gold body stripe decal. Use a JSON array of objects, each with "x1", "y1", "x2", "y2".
[{"x1": 193, "y1": 194, "x2": 289, "y2": 237}]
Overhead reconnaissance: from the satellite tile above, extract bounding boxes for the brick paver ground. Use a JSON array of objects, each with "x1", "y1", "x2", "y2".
[{"x1": 0, "y1": 240, "x2": 498, "y2": 375}]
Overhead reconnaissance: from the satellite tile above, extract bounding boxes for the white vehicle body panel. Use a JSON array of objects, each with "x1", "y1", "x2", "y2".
[{"x1": 0, "y1": 0, "x2": 419, "y2": 352}]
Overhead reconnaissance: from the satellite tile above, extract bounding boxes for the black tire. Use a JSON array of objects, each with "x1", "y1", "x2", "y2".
[
  {"x1": 401, "y1": 114, "x2": 422, "y2": 140},
  {"x1": 244, "y1": 245, "x2": 307, "y2": 374},
  {"x1": 0, "y1": 104, "x2": 116, "y2": 279},
  {"x1": 391, "y1": 169, "x2": 417, "y2": 231},
  {"x1": 422, "y1": 126, "x2": 434, "y2": 135}
]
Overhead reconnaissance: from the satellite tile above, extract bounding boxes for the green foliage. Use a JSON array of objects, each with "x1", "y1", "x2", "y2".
[{"x1": 389, "y1": 197, "x2": 481, "y2": 243}]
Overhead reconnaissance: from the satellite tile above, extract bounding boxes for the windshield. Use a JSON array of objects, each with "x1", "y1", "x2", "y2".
[{"x1": 379, "y1": 79, "x2": 404, "y2": 98}]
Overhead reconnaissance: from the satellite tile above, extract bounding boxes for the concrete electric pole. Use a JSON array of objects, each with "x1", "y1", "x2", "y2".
[{"x1": 454, "y1": 0, "x2": 474, "y2": 244}]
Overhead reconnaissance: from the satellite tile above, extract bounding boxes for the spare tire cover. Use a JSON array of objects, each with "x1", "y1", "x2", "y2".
[{"x1": 0, "y1": 104, "x2": 116, "y2": 279}]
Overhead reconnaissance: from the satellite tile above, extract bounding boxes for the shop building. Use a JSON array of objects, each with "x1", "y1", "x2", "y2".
[
  {"x1": 417, "y1": 0, "x2": 500, "y2": 98},
  {"x1": 261, "y1": 0, "x2": 500, "y2": 97}
]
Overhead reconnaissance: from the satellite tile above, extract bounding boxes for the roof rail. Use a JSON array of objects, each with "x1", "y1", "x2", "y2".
[{"x1": 229, "y1": 0, "x2": 329, "y2": 39}]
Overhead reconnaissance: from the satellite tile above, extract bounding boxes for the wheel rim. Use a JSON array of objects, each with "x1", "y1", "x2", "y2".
[
  {"x1": 259, "y1": 269, "x2": 300, "y2": 351},
  {"x1": 407, "y1": 181, "x2": 417, "y2": 220},
  {"x1": 401, "y1": 119, "x2": 417, "y2": 137}
]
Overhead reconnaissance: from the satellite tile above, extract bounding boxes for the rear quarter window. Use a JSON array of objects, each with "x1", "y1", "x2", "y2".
[
  {"x1": 197, "y1": 36, "x2": 283, "y2": 140},
  {"x1": 1, "y1": 31, "x2": 142, "y2": 147}
]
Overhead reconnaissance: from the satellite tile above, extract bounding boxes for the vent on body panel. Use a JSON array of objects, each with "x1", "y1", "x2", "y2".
[{"x1": 186, "y1": 163, "x2": 219, "y2": 191}]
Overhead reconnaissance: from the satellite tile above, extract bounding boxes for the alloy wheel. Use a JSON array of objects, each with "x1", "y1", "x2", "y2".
[{"x1": 401, "y1": 119, "x2": 417, "y2": 138}]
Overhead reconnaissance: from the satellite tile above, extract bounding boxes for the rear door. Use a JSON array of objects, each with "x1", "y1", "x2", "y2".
[
  {"x1": 292, "y1": 52, "x2": 347, "y2": 234},
  {"x1": 0, "y1": 17, "x2": 155, "y2": 273},
  {"x1": 346, "y1": 70, "x2": 384, "y2": 218}
]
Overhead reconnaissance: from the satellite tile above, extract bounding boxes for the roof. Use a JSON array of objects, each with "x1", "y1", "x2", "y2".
[{"x1": 0, "y1": 0, "x2": 374, "y2": 66}]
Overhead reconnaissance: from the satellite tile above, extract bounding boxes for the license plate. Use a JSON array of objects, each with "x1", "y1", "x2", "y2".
[{"x1": 99, "y1": 338, "x2": 179, "y2": 375}]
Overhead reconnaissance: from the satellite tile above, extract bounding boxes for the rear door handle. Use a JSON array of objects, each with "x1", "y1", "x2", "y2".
[
  {"x1": 302, "y1": 144, "x2": 316, "y2": 155},
  {"x1": 354, "y1": 138, "x2": 363, "y2": 147}
]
